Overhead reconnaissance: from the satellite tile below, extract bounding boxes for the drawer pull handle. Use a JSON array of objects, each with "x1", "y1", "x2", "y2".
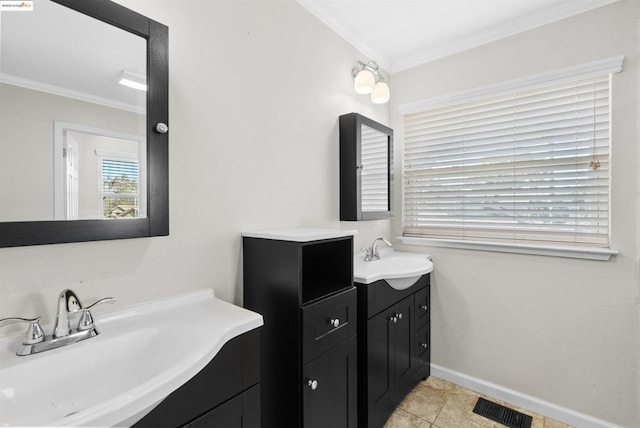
[
  {"x1": 307, "y1": 379, "x2": 318, "y2": 390},
  {"x1": 420, "y1": 305, "x2": 428, "y2": 311},
  {"x1": 330, "y1": 318, "x2": 340, "y2": 328},
  {"x1": 420, "y1": 342, "x2": 428, "y2": 349}
]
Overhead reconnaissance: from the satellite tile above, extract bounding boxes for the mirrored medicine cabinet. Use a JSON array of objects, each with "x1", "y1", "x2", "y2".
[
  {"x1": 0, "y1": 0, "x2": 169, "y2": 247},
  {"x1": 339, "y1": 113, "x2": 393, "y2": 221}
]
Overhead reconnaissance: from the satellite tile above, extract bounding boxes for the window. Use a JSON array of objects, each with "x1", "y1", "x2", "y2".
[
  {"x1": 401, "y1": 57, "x2": 623, "y2": 252},
  {"x1": 101, "y1": 158, "x2": 140, "y2": 218}
]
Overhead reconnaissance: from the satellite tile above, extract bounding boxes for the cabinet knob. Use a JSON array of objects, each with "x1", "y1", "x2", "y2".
[
  {"x1": 420, "y1": 342, "x2": 428, "y2": 349},
  {"x1": 397, "y1": 313, "x2": 403, "y2": 320},
  {"x1": 330, "y1": 318, "x2": 340, "y2": 328},
  {"x1": 420, "y1": 305, "x2": 428, "y2": 311},
  {"x1": 155, "y1": 122, "x2": 169, "y2": 134},
  {"x1": 390, "y1": 315, "x2": 398, "y2": 323},
  {"x1": 307, "y1": 379, "x2": 318, "y2": 390}
]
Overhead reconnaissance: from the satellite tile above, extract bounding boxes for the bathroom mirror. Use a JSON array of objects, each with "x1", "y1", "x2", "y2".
[
  {"x1": 339, "y1": 113, "x2": 393, "y2": 221},
  {"x1": 0, "y1": 0, "x2": 168, "y2": 247}
]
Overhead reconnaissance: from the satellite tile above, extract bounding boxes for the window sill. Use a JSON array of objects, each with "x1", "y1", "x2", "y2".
[{"x1": 398, "y1": 237, "x2": 618, "y2": 261}]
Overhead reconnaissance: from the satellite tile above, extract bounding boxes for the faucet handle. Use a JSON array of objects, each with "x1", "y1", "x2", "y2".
[
  {"x1": 0, "y1": 316, "x2": 45, "y2": 345},
  {"x1": 78, "y1": 297, "x2": 116, "y2": 331},
  {"x1": 85, "y1": 297, "x2": 116, "y2": 310}
]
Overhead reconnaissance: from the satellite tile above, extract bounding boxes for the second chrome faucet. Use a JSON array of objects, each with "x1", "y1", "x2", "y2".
[{"x1": 361, "y1": 237, "x2": 393, "y2": 262}]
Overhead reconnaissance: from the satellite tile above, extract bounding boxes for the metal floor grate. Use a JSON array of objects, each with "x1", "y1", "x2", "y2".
[{"x1": 473, "y1": 397, "x2": 533, "y2": 428}]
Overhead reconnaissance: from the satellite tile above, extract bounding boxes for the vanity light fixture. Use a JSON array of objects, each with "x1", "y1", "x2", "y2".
[
  {"x1": 117, "y1": 70, "x2": 147, "y2": 91},
  {"x1": 351, "y1": 60, "x2": 390, "y2": 104}
]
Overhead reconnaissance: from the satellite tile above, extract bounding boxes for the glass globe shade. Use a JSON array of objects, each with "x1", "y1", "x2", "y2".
[
  {"x1": 354, "y1": 69, "x2": 375, "y2": 94},
  {"x1": 371, "y1": 81, "x2": 390, "y2": 104}
]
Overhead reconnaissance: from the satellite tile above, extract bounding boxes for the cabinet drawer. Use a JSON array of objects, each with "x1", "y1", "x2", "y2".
[
  {"x1": 414, "y1": 323, "x2": 430, "y2": 370},
  {"x1": 414, "y1": 285, "x2": 430, "y2": 328},
  {"x1": 302, "y1": 287, "x2": 357, "y2": 364}
]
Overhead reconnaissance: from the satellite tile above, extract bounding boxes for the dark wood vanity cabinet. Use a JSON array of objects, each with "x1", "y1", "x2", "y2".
[
  {"x1": 133, "y1": 327, "x2": 261, "y2": 428},
  {"x1": 243, "y1": 234, "x2": 357, "y2": 428},
  {"x1": 357, "y1": 275, "x2": 430, "y2": 428}
]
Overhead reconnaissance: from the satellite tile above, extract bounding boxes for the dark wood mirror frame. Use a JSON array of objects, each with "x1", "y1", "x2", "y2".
[
  {"x1": 339, "y1": 113, "x2": 393, "y2": 221},
  {"x1": 0, "y1": 0, "x2": 169, "y2": 247}
]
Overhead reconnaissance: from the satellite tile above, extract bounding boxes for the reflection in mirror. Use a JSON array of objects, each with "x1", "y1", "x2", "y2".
[
  {"x1": 360, "y1": 124, "x2": 389, "y2": 213},
  {"x1": 53, "y1": 122, "x2": 146, "y2": 220},
  {"x1": 0, "y1": 0, "x2": 147, "y2": 222}
]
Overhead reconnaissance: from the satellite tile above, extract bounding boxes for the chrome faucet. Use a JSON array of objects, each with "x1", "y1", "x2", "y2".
[
  {"x1": 361, "y1": 237, "x2": 393, "y2": 262},
  {"x1": 54, "y1": 289, "x2": 83, "y2": 338},
  {"x1": 0, "y1": 289, "x2": 115, "y2": 356}
]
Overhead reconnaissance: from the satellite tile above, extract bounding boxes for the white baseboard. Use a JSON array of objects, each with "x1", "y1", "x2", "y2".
[{"x1": 430, "y1": 364, "x2": 623, "y2": 428}]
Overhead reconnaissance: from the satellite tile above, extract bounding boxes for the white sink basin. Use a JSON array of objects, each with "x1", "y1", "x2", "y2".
[
  {"x1": 354, "y1": 251, "x2": 434, "y2": 289},
  {"x1": 0, "y1": 289, "x2": 263, "y2": 427}
]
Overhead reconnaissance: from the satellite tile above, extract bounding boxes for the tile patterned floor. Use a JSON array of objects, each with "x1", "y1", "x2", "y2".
[{"x1": 384, "y1": 377, "x2": 573, "y2": 428}]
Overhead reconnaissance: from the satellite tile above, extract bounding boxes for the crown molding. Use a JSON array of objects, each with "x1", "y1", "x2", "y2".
[
  {"x1": 0, "y1": 73, "x2": 145, "y2": 115},
  {"x1": 296, "y1": 0, "x2": 621, "y2": 74},
  {"x1": 394, "y1": 0, "x2": 621, "y2": 72},
  {"x1": 294, "y1": 0, "x2": 393, "y2": 72}
]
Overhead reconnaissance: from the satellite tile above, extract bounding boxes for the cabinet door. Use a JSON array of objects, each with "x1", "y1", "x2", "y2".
[
  {"x1": 393, "y1": 296, "x2": 414, "y2": 401},
  {"x1": 339, "y1": 112, "x2": 393, "y2": 221},
  {"x1": 367, "y1": 306, "x2": 395, "y2": 428},
  {"x1": 303, "y1": 336, "x2": 357, "y2": 428}
]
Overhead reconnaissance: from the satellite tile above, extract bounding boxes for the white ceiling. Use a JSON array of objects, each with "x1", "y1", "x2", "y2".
[
  {"x1": 296, "y1": 0, "x2": 620, "y2": 73},
  {"x1": 0, "y1": 0, "x2": 620, "y2": 107}
]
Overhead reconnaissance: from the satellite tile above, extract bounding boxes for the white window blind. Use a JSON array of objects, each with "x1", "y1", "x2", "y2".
[
  {"x1": 403, "y1": 73, "x2": 613, "y2": 248},
  {"x1": 361, "y1": 124, "x2": 390, "y2": 212},
  {"x1": 101, "y1": 158, "x2": 140, "y2": 219}
]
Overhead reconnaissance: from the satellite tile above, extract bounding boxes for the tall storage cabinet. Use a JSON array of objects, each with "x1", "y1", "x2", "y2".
[{"x1": 243, "y1": 229, "x2": 358, "y2": 428}]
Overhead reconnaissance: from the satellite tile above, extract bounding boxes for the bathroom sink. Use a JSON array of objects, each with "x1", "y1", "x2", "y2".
[
  {"x1": 354, "y1": 250, "x2": 434, "y2": 290},
  {"x1": 0, "y1": 289, "x2": 263, "y2": 427}
]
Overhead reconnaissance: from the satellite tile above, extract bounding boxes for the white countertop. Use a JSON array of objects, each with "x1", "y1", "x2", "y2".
[
  {"x1": 0, "y1": 290, "x2": 263, "y2": 427},
  {"x1": 242, "y1": 227, "x2": 357, "y2": 242}
]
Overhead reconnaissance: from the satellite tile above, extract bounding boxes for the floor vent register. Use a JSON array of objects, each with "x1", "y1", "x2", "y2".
[{"x1": 472, "y1": 397, "x2": 533, "y2": 428}]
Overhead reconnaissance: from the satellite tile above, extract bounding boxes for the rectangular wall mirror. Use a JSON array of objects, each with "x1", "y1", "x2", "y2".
[
  {"x1": 0, "y1": 0, "x2": 168, "y2": 247},
  {"x1": 339, "y1": 113, "x2": 393, "y2": 221}
]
